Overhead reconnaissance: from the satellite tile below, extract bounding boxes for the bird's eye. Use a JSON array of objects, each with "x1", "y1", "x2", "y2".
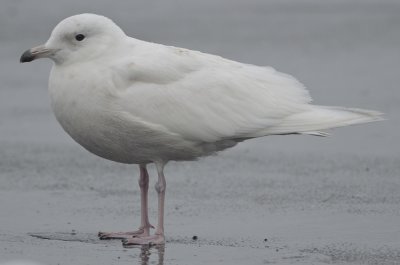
[{"x1": 75, "y1": 34, "x2": 85, "y2": 41}]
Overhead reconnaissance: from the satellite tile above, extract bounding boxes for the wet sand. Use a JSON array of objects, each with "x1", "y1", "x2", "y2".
[{"x1": 1, "y1": 1, "x2": 399, "y2": 264}]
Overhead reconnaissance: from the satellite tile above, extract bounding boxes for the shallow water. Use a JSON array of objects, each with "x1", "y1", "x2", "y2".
[{"x1": 1, "y1": 1, "x2": 400, "y2": 264}]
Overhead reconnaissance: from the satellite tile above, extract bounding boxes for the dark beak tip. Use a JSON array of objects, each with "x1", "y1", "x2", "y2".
[{"x1": 20, "y1": 49, "x2": 35, "y2": 63}]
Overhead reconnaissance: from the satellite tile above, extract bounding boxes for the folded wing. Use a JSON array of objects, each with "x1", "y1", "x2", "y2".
[{"x1": 112, "y1": 43, "x2": 321, "y2": 143}]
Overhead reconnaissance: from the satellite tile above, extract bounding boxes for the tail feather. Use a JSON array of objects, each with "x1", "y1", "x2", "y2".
[{"x1": 265, "y1": 105, "x2": 384, "y2": 136}]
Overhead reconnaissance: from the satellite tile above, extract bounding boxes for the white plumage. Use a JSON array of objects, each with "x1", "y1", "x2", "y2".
[{"x1": 21, "y1": 13, "x2": 382, "y2": 245}]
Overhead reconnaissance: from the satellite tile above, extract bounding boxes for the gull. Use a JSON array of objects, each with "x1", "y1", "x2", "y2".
[{"x1": 20, "y1": 13, "x2": 382, "y2": 246}]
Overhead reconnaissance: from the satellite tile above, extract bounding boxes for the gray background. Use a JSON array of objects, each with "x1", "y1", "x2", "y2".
[{"x1": 1, "y1": 0, "x2": 399, "y2": 264}]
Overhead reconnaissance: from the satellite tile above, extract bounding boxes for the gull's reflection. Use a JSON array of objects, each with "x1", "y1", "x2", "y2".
[{"x1": 138, "y1": 244, "x2": 165, "y2": 265}]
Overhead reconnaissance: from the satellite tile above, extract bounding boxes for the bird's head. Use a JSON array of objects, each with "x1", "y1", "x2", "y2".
[{"x1": 20, "y1": 13, "x2": 126, "y2": 65}]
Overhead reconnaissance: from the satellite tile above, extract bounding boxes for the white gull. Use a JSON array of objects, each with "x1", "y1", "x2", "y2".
[{"x1": 20, "y1": 13, "x2": 383, "y2": 246}]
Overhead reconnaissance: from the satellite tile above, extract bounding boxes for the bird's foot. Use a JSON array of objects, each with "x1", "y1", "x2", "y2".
[
  {"x1": 122, "y1": 233, "x2": 164, "y2": 246},
  {"x1": 98, "y1": 225, "x2": 154, "y2": 240}
]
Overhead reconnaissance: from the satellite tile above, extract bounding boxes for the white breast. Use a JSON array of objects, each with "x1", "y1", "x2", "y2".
[{"x1": 48, "y1": 65, "x2": 204, "y2": 164}]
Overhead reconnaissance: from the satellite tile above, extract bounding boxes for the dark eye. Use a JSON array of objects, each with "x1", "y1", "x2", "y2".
[{"x1": 75, "y1": 34, "x2": 85, "y2": 41}]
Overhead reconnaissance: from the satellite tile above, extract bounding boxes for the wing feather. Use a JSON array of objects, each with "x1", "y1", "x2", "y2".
[{"x1": 113, "y1": 42, "x2": 312, "y2": 142}]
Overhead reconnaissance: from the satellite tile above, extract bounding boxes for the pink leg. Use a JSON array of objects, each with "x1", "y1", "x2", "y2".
[
  {"x1": 123, "y1": 162, "x2": 166, "y2": 246},
  {"x1": 99, "y1": 164, "x2": 153, "y2": 240},
  {"x1": 138, "y1": 164, "x2": 152, "y2": 234}
]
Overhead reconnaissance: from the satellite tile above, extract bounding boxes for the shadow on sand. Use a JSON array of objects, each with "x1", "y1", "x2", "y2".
[{"x1": 29, "y1": 232, "x2": 165, "y2": 265}]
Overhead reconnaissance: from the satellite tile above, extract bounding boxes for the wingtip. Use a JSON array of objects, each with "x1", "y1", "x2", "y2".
[{"x1": 301, "y1": 131, "x2": 331, "y2": 137}]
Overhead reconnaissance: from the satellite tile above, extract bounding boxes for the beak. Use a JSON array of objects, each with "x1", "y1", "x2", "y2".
[{"x1": 20, "y1": 45, "x2": 54, "y2": 63}]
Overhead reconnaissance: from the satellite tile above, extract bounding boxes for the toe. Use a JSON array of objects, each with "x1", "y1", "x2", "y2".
[{"x1": 122, "y1": 234, "x2": 165, "y2": 246}]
